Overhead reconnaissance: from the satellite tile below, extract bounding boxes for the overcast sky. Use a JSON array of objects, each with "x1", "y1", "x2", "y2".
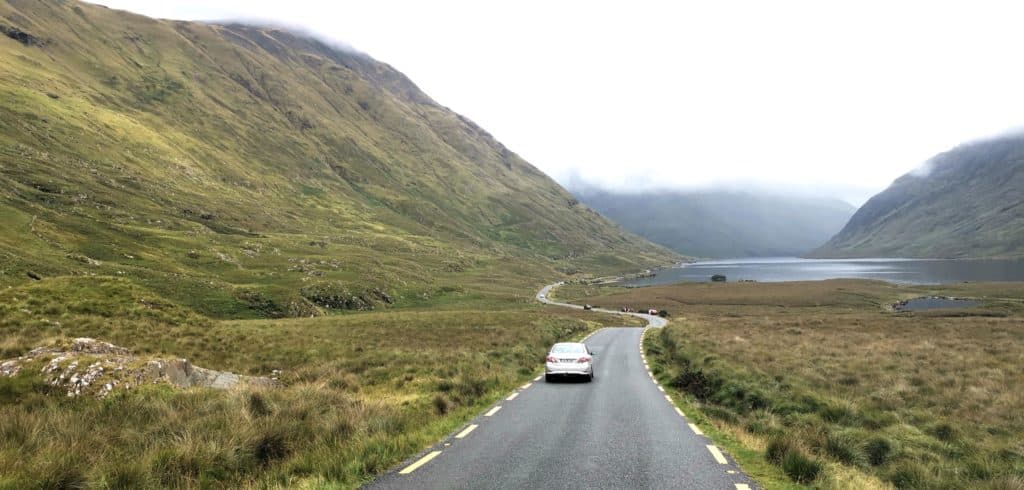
[{"x1": 91, "y1": 1, "x2": 1024, "y2": 205}]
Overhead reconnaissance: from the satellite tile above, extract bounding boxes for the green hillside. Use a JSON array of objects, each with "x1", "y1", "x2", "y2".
[
  {"x1": 812, "y1": 135, "x2": 1024, "y2": 259},
  {"x1": 0, "y1": 0, "x2": 676, "y2": 318},
  {"x1": 573, "y1": 187, "x2": 855, "y2": 258},
  {"x1": 0, "y1": 1, "x2": 678, "y2": 486}
]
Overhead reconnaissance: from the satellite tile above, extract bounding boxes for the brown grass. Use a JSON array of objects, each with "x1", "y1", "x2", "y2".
[
  {"x1": 0, "y1": 276, "x2": 640, "y2": 488},
  {"x1": 580, "y1": 280, "x2": 1024, "y2": 488}
]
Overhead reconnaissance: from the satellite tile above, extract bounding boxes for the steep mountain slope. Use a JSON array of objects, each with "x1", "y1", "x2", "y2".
[
  {"x1": 812, "y1": 135, "x2": 1024, "y2": 259},
  {"x1": 573, "y1": 187, "x2": 855, "y2": 258},
  {"x1": 0, "y1": 0, "x2": 675, "y2": 316}
]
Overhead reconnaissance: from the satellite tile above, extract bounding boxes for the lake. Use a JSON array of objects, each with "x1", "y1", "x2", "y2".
[{"x1": 626, "y1": 257, "x2": 1024, "y2": 286}]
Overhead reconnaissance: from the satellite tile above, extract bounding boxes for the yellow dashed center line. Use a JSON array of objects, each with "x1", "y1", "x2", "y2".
[
  {"x1": 689, "y1": 423, "x2": 704, "y2": 435},
  {"x1": 484, "y1": 406, "x2": 502, "y2": 417},
  {"x1": 455, "y1": 424, "x2": 478, "y2": 439},
  {"x1": 707, "y1": 445, "x2": 728, "y2": 464},
  {"x1": 506, "y1": 392, "x2": 519, "y2": 401},
  {"x1": 399, "y1": 450, "x2": 442, "y2": 474}
]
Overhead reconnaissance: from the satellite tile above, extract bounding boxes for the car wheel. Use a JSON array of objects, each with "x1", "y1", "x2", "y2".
[
  {"x1": 545, "y1": 374, "x2": 553, "y2": 382},
  {"x1": 586, "y1": 373, "x2": 594, "y2": 383}
]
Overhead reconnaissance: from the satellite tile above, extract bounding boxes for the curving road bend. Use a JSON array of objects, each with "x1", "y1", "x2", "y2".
[
  {"x1": 365, "y1": 283, "x2": 755, "y2": 490},
  {"x1": 536, "y1": 282, "x2": 668, "y2": 327}
]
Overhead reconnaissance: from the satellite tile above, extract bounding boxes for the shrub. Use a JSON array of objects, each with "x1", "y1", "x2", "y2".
[
  {"x1": 669, "y1": 368, "x2": 715, "y2": 401},
  {"x1": 453, "y1": 376, "x2": 488, "y2": 403},
  {"x1": 432, "y1": 394, "x2": 452, "y2": 415}
]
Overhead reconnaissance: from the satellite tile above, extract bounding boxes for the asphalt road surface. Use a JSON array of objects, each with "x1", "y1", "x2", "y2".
[{"x1": 365, "y1": 284, "x2": 755, "y2": 490}]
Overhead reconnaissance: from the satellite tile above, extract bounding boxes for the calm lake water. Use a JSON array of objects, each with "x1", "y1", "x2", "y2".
[{"x1": 626, "y1": 257, "x2": 1024, "y2": 286}]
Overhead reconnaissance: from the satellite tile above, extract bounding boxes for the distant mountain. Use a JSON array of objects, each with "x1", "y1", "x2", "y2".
[
  {"x1": 812, "y1": 135, "x2": 1024, "y2": 259},
  {"x1": 572, "y1": 187, "x2": 856, "y2": 258},
  {"x1": 0, "y1": 0, "x2": 676, "y2": 317}
]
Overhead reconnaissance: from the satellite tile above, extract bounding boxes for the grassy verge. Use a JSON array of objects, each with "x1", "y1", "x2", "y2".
[
  {"x1": 0, "y1": 276, "x2": 632, "y2": 488},
  {"x1": 587, "y1": 280, "x2": 1024, "y2": 489}
]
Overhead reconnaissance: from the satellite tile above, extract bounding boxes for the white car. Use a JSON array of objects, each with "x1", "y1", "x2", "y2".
[{"x1": 545, "y1": 342, "x2": 594, "y2": 382}]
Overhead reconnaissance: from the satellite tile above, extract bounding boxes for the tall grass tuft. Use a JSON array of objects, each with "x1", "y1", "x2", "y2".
[
  {"x1": 826, "y1": 430, "x2": 867, "y2": 467},
  {"x1": 782, "y1": 449, "x2": 823, "y2": 484},
  {"x1": 865, "y1": 436, "x2": 895, "y2": 466}
]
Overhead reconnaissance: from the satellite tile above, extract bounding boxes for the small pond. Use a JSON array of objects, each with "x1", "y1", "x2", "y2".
[{"x1": 893, "y1": 297, "x2": 981, "y2": 312}]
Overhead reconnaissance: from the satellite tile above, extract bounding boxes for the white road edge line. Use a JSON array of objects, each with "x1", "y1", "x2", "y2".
[
  {"x1": 521, "y1": 382, "x2": 533, "y2": 389},
  {"x1": 736, "y1": 485, "x2": 751, "y2": 490},
  {"x1": 688, "y1": 423, "x2": 704, "y2": 435},
  {"x1": 674, "y1": 406, "x2": 685, "y2": 417},
  {"x1": 534, "y1": 375, "x2": 542, "y2": 381},
  {"x1": 664, "y1": 394, "x2": 672, "y2": 402},
  {"x1": 707, "y1": 445, "x2": 728, "y2": 464},
  {"x1": 399, "y1": 450, "x2": 442, "y2": 474},
  {"x1": 506, "y1": 392, "x2": 519, "y2": 401},
  {"x1": 455, "y1": 424, "x2": 478, "y2": 439},
  {"x1": 657, "y1": 385, "x2": 665, "y2": 392},
  {"x1": 484, "y1": 406, "x2": 502, "y2": 417}
]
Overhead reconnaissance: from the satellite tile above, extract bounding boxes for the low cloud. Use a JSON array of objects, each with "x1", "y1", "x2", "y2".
[{"x1": 561, "y1": 170, "x2": 877, "y2": 207}]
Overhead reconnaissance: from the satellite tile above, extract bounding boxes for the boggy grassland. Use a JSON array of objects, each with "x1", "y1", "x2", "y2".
[
  {"x1": 566, "y1": 279, "x2": 1024, "y2": 489},
  {"x1": 0, "y1": 276, "x2": 642, "y2": 488}
]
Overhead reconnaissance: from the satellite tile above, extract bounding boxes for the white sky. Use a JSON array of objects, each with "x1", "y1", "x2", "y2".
[{"x1": 90, "y1": 1, "x2": 1024, "y2": 205}]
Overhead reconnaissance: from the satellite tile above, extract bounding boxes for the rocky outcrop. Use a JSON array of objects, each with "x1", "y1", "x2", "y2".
[
  {"x1": 0, "y1": 338, "x2": 277, "y2": 398},
  {"x1": 299, "y1": 281, "x2": 393, "y2": 311},
  {"x1": 0, "y1": 25, "x2": 44, "y2": 46}
]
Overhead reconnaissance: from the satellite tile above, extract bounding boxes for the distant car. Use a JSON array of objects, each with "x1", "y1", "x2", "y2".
[
  {"x1": 545, "y1": 342, "x2": 594, "y2": 382},
  {"x1": 583, "y1": 304, "x2": 593, "y2": 310},
  {"x1": 539, "y1": 294, "x2": 546, "y2": 299}
]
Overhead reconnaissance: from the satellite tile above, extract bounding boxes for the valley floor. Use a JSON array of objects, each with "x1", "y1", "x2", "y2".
[
  {"x1": 0, "y1": 276, "x2": 642, "y2": 488},
  {"x1": 562, "y1": 279, "x2": 1024, "y2": 489}
]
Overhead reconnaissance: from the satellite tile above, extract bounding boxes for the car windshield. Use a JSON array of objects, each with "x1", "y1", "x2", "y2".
[{"x1": 550, "y1": 344, "x2": 585, "y2": 354}]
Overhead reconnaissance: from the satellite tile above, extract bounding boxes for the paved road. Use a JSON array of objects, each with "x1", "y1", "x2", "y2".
[
  {"x1": 536, "y1": 282, "x2": 668, "y2": 327},
  {"x1": 365, "y1": 284, "x2": 755, "y2": 490}
]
